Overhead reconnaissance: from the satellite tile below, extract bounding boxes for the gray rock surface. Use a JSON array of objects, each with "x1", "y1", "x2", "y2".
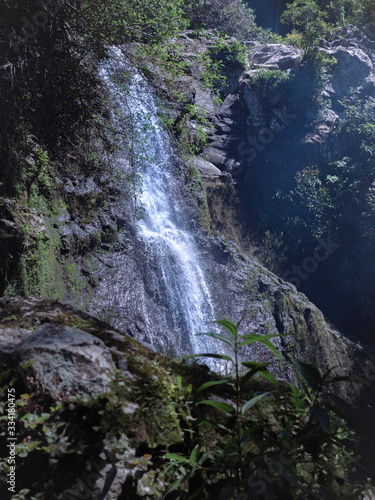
[
  {"x1": 324, "y1": 46, "x2": 375, "y2": 100},
  {"x1": 11, "y1": 323, "x2": 116, "y2": 399},
  {"x1": 187, "y1": 156, "x2": 230, "y2": 179},
  {"x1": 249, "y1": 43, "x2": 303, "y2": 70}
]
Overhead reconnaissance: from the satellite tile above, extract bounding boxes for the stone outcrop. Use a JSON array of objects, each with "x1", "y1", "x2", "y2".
[
  {"x1": 247, "y1": 42, "x2": 302, "y2": 70},
  {"x1": 1, "y1": 296, "x2": 374, "y2": 498},
  {"x1": 0, "y1": 297, "x2": 185, "y2": 499},
  {"x1": 166, "y1": 32, "x2": 375, "y2": 183},
  {"x1": 323, "y1": 45, "x2": 375, "y2": 102},
  {"x1": 201, "y1": 237, "x2": 360, "y2": 392}
]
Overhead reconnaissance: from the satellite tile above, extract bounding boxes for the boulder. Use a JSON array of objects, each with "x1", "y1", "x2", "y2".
[
  {"x1": 249, "y1": 43, "x2": 302, "y2": 71},
  {"x1": 187, "y1": 156, "x2": 228, "y2": 180},
  {"x1": 10, "y1": 323, "x2": 116, "y2": 399},
  {"x1": 203, "y1": 146, "x2": 242, "y2": 174},
  {"x1": 324, "y1": 46, "x2": 375, "y2": 100}
]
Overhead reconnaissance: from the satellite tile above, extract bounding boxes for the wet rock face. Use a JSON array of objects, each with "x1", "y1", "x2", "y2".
[{"x1": 201, "y1": 237, "x2": 359, "y2": 392}]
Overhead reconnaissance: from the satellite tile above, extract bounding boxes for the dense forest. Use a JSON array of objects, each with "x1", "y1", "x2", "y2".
[{"x1": 2, "y1": 0, "x2": 375, "y2": 499}]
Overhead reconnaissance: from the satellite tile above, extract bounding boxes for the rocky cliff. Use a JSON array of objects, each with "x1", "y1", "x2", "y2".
[{"x1": 2, "y1": 21, "x2": 375, "y2": 500}]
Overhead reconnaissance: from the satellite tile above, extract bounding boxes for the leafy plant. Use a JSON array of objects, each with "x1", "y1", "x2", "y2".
[
  {"x1": 164, "y1": 316, "x2": 282, "y2": 495},
  {"x1": 183, "y1": 0, "x2": 257, "y2": 40},
  {"x1": 208, "y1": 40, "x2": 247, "y2": 69},
  {"x1": 163, "y1": 316, "x2": 373, "y2": 499}
]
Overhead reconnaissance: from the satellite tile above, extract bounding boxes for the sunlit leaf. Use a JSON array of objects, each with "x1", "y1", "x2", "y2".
[
  {"x1": 242, "y1": 393, "x2": 269, "y2": 414},
  {"x1": 199, "y1": 400, "x2": 235, "y2": 414},
  {"x1": 240, "y1": 334, "x2": 282, "y2": 361},
  {"x1": 211, "y1": 317, "x2": 238, "y2": 338},
  {"x1": 197, "y1": 380, "x2": 233, "y2": 392},
  {"x1": 197, "y1": 332, "x2": 235, "y2": 347}
]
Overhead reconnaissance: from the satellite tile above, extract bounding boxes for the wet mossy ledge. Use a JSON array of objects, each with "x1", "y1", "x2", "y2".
[{"x1": 0, "y1": 297, "x2": 374, "y2": 499}]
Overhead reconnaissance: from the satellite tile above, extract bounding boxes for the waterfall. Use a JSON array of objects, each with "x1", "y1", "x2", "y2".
[{"x1": 89, "y1": 49, "x2": 220, "y2": 362}]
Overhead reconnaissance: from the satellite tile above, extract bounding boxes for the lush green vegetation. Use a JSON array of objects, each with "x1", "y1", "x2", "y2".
[
  {"x1": 0, "y1": 0, "x2": 189, "y2": 197},
  {"x1": 0, "y1": 315, "x2": 372, "y2": 499},
  {"x1": 183, "y1": 0, "x2": 258, "y2": 40}
]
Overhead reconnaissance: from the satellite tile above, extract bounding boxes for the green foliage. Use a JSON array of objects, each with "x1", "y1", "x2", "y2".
[
  {"x1": 23, "y1": 148, "x2": 56, "y2": 202},
  {"x1": 176, "y1": 104, "x2": 212, "y2": 158},
  {"x1": 252, "y1": 68, "x2": 294, "y2": 94},
  {"x1": 0, "y1": 0, "x2": 189, "y2": 200},
  {"x1": 183, "y1": 0, "x2": 257, "y2": 40},
  {"x1": 283, "y1": 29, "x2": 304, "y2": 47},
  {"x1": 0, "y1": 315, "x2": 372, "y2": 499},
  {"x1": 292, "y1": 166, "x2": 334, "y2": 238},
  {"x1": 348, "y1": 0, "x2": 375, "y2": 37},
  {"x1": 281, "y1": 0, "x2": 330, "y2": 41},
  {"x1": 163, "y1": 316, "x2": 370, "y2": 498},
  {"x1": 290, "y1": 94, "x2": 375, "y2": 242},
  {"x1": 208, "y1": 40, "x2": 247, "y2": 69}
]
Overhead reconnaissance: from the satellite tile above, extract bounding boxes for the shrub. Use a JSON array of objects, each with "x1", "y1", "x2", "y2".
[
  {"x1": 209, "y1": 40, "x2": 247, "y2": 69},
  {"x1": 184, "y1": 0, "x2": 257, "y2": 40}
]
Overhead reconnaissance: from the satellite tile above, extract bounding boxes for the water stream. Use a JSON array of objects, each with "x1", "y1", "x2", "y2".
[{"x1": 89, "y1": 49, "x2": 220, "y2": 361}]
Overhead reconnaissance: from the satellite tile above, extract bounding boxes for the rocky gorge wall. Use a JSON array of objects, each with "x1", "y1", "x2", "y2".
[
  {"x1": 0, "y1": 31, "x2": 373, "y2": 385},
  {"x1": 2, "y1": 28, "x2": 375, "y2": 498},
  {"x1": 170, "y1": 27, "x2": 375, "y2": 345}
]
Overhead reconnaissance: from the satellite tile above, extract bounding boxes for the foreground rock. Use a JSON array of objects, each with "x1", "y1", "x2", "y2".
[{"x1": 0, "y1": 297, "x2": 375, "y2": 499}]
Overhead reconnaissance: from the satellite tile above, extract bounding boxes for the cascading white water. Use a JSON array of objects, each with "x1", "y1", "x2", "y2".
[
  {"x1": 134, "y1": 83, "x2": 216, "y2": 356},
  {"x1": 91, "y1": 49, "x2": 221, "y2": 361}
]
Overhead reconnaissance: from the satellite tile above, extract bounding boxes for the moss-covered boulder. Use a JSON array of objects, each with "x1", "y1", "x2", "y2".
[{"x1": 0, "y1": 297, "x2": 374, "y2": 499}]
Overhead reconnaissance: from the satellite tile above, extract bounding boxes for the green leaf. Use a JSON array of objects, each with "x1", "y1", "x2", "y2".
[
  {"x1": 269, "y1": 465, "x2": 320, "y2": 497},
  {"x1": 242, "y1": 392, "x2": 269, "y2": 414},
  {"x1": 241, "y1": 362, "x2": 277, "y2": 386},
  {"x1": 184, "y1": 353, "x2": 233, "y2": 363},
  {"x1": 239, "y1": 334, "x2": 282, "y2": 361},
  {"x1": 295, "y1": 361, "x2": 322, "y2": 391},
  {"x1": 323, "y1": 401, "x2": 358, "y2": 430},
  {"x1": 240, "y1": 333, "x2": 281, "y2": 341},
  {"x1": 197, "y1": 332, "x2": 234, "y2": 347},
  {"x1": 258, "y1": 370, "x2": 278, "y2": 386},
  {"x1": 164, "y1": 453, "x2": 189, "y2": 463},
  {"x1": 198, "y1": 452, "x2": 211, "y2": 465},
  {"x1": 323, "y1": 374, "x2": 372, "y2": 388},
  {"x1": 197, "y1": 380, "x2": 233, "y2": 392},
  {"x1": 199, "y1": 400, "x2": 235, "y2": 414},
  {"x1": 189, "y1": 444, "x2": 200, "y2": 464},
  {"x1": 309, "y1": 406, "x2": 331, "y2": 433},
  {"x1": 165, "y1": 477, "x2": 184, "y2": 495},
  {"x1": 211, "y1": 317, "x2": 238, "y2": 339}
]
